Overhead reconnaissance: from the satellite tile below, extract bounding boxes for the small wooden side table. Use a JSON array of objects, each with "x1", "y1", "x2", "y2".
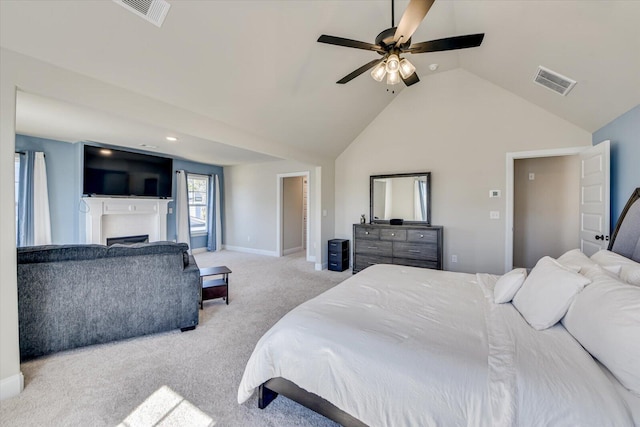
[{"x1": 199, "y1": 266, "x2": 231, "y2": 309}]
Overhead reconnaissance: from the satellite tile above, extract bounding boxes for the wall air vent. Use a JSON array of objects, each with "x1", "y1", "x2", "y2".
[
  {"x1": 113, "y1": 0, "x2": 171, "y2": 28},
  {"x1": 533, "y1": 66, "x2": 577, "y2": 96}
]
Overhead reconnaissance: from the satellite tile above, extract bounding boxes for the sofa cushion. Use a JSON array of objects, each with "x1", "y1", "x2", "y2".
[
  {"x1": 106, "y1": 241, "x2": 190, "y2": 267},
  {"x1": 17, "y1": 244, "x2": 108, "y2": 264}
]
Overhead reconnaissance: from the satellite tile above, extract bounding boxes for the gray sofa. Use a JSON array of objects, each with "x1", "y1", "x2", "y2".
[{"x1": 17, "y1": 241, "x2": 200, "y2": 360}]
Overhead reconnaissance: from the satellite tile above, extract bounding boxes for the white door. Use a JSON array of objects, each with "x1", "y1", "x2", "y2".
[{"x1": 579, "y1": 141, "x2": 610, "y2": 256}]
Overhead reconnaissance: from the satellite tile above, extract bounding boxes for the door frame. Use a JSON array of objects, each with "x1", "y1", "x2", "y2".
[
  {"x1": 505, "y1": 146, "x2": 588, "y2": 272},
  {"x1": 276, "y1": 171, "x2": 310, "y2": 260}
]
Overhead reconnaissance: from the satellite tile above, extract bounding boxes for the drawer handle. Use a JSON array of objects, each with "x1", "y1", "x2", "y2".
[
  {"x1": 420, "y1": 234, "x2": 424, "y2": 238},
  {"x1": 365, "y1": 231, "x2": 369, "y2": 235},
  {"x1": 408, "y1": 250, "x2": 421, "y2": 253},
  {"x1": 367, "y1": 246, "x2": 378, "y2": 249},
  {"x1": 391, "y1": 233, "x2": 395, "y2": 236},
  {"x1": 330, "y1": 253, "x2": 337, "y2": 257}
]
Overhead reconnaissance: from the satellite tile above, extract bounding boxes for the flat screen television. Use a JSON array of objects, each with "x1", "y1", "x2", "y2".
[{"x1": 83, "y1": 145, "x2": 173, "y2": 198}]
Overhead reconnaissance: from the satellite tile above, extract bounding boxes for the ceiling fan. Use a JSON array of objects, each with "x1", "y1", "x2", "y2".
[{"x1": 317, "y1": 0, "x2": 484, "y2": 87}]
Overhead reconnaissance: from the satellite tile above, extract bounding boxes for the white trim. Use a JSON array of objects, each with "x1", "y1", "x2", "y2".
[
  {"x1": 276, "y1": 171, "x2": 310, "y2": 260},
  {"x1": 223, "y1": 245, "x2": 277, "y2": 257},
  {"x1": 505, "y1": 146, "x2": 588, "y2": 272},
  {"x1": 191, "y1": 247, "x2": 207, "y2": 254},
  {"x1": 315, "y1": 262, "x2": 326, "y2": 271},
  {"x1": 0, "y1": 372, "x2": 24, "y2": 400},
  {"x1": 283, "y1": 246, "x2": 304, "y2": 256}
]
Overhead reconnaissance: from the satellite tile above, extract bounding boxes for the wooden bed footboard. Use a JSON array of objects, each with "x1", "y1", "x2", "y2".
[{"x1": 258, "y1": 377, "x2": 368, "y2": 427}]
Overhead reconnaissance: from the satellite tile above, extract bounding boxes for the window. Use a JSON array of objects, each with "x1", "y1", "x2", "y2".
[
  {"x1": 15, "y1": 153, "x2": 20, "y2": 241},
  {"x1": 187, "y1": 174, "x2": 208, "y2": 234}
]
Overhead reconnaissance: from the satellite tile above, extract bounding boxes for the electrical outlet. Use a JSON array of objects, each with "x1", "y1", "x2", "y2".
[
  {"x1": 529, "y1": 173, "x2": 535, "y2": 181},
  {"x1": 489, "y1": 190, "x2": 501, "y2": 198},
  {"x1": 490, "y1": 211, "x2": 500, "y2": 220},
  {"x1": 452, "y1": 254, "x2": 458, "y2": 263}
]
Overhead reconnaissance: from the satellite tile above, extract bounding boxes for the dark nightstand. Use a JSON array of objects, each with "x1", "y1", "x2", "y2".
[{"x1": 328, "y1": 239, "x2": 349, "y2": 272}]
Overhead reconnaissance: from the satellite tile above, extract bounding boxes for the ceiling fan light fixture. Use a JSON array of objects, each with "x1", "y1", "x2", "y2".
[
  {"x1": 386, "y1": 70, "x2": 401, "y2": 85},
  {"x1": 385, "y1": 54, "x2": 400, "y2": 73},
  {"x1": 371, "y1": 61, "x2": 388, "y2": 82},
  {"x1": 399, "y1": 58, "x2": 416, "y2": 79}
]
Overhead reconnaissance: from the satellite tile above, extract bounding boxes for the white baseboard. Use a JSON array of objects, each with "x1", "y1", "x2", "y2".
[
  {"x1": 315, "y1": 262, "x2": 327, "y2": 271},
  {"x1": 0, "y1": 372, "x2": 24, "y2": 400},
  {"x1": 223, "y1": 245, "x2": 277, "y2": 257},
  {"x1": 191, "y1": 247, "x2": 207, "y2": 254},
  {"x1": 283, "y1": 246, "x2": 303, "y2": 256}
]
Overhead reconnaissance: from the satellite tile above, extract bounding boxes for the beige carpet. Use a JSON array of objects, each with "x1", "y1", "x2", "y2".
[{"x1": 0, "y1": 250, "x2": 351, "y2": 426}]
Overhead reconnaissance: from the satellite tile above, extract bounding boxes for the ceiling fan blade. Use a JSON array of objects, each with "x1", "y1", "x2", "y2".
[
  {"x1": 336, "y1": 59, "x2": 384, "y2": 84},
  {"x1": 406, "y1": 33, "x2": 485, "y2": 54},
  {"x1": 401, "y1": 72, "x2": 420, "y2": 86},
  {"x1": 393, "y1": 0, "x2": 435, "y2": 44},
  {"x1": 318, "y1": 35, "x2": 384, "y2": 53}
]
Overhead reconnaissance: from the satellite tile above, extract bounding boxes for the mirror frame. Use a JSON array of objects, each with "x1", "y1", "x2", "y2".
[{"x1": 369, "y1": 172, "x2": 431, "y2": 225}]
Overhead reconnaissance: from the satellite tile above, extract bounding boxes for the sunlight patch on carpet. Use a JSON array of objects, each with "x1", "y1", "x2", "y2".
[{"x1": 118, "y1": 385, "x2": 215, "y2": 427}]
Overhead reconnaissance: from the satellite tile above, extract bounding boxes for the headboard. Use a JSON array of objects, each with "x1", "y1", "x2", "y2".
[{"x1": 608, "y1": 187, "x2": 640, "y2": 263}]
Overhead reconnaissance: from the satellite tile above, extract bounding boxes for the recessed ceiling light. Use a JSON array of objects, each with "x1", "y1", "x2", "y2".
[
  {"x1": 429, "y1": 64, "x2": 439, "y2": 71},
  {"x1": 166, "y1": 136, "x2": 178, "y2": 142}
]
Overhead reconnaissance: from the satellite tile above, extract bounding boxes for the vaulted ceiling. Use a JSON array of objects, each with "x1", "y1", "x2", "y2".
[{"x1": 1, "y1": 1, "x2": 638, "y2": 165}]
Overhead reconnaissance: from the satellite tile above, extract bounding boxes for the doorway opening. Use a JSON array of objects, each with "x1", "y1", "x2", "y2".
[
  {"x1": 277, "y1": 171, "x2": 310, "y2": 260},
  {"x1": 505, "y1": 147, "x2": 586, "y2": 272}
]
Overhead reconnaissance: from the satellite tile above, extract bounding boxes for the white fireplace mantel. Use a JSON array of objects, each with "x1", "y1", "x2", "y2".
[{"x1": 83, "y1": 197, "x2": 172, "y2": 245}]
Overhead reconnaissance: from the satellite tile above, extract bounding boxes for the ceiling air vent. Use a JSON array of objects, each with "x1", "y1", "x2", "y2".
[
  {"x1": 113, "y1": 0, "x2": 171, "y2": 27},
  {"x1": 533, "y1": 66, "x2": 577, "y2": 96}
]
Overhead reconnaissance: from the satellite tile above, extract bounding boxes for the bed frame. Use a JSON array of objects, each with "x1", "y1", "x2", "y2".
[{"x1": 257, "y1": 187, "x2": 640, "y2": 426}]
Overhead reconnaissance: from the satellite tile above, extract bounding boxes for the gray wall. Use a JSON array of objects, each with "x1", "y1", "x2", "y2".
[
  {"x1": 592, "y1": 104, "x2": 640, "y2": 230},
  {"x1": 513, "y1": 156, "x2": 580, "y2": 268}
]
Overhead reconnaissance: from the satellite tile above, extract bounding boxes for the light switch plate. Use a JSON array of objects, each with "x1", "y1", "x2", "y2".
[{"x1": 489, "y1": 190, "x2": 501, "y2": 198}]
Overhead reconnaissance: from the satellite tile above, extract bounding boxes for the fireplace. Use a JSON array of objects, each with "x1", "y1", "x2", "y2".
[
  {"x1": 106, "y1": 234, "x2": 149, "y2": 246},
  {"x1": 83, "y1": 198, "x2": 171, "y2": 245}
]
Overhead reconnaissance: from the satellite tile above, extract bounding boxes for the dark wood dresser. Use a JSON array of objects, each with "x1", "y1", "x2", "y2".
[{"x1": 353, "y1": 224, "x2": 443, "y2": 274}]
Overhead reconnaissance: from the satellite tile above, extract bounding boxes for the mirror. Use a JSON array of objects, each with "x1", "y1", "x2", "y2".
[{"x1": 370, "y1": 172, "x2": 431, "y2": 224}]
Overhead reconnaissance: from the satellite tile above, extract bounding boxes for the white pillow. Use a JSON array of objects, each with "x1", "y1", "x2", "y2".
[
  {"x1": 591, "y1": 249, "x2": 640, "y2": 286},
  {"x1": 562, "y1": 265, "x2": 640, "y2": 396},
  {"x1": 512, "y1": 256, "x2": 591, "y2": 330},
  {"x1": 556, "y1": 249, "x2": 595, "y2": 273},
  {"x1": 494, "y1": 268, "x2": 527, "y2": 303}
]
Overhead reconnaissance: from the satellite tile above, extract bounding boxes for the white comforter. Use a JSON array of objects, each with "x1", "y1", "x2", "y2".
[{"x1": 238, "y1": 264, "x2": 635, "y2": 426}]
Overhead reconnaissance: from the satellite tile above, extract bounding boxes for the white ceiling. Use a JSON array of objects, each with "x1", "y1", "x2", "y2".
[{"x1": 1, "y1": 1, "x2": 639, "y2": 164}]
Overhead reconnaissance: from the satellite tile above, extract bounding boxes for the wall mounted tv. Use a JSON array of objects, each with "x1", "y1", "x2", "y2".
[{"x1": 83, "y1": 145, "x2": 173, "y2": 198}]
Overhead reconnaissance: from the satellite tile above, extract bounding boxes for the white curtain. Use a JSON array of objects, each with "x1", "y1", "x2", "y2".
[
  {"x1": 175, "y1": 170, "x2": 191, "y2": 249},
  {"x1": 33, "y1": 152, "x2": 52, "y2": 245},
  {"x1": 215, "y1": 174, "x2": 222, "y2": 251}
]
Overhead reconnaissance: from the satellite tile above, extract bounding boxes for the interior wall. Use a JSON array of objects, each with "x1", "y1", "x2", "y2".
[
  {"x1": 224, "y1": 159, "x2": 316, "y2": 257},
  {"x1": 335, "y1": 68, "x2": 591, "y2": 274},
  {"x1": 0, "y1": 52, "x2": 21, "y2": 399},
  {"x1": 592, "y1": 104, "x2": 640, "y2": 229},
  {"x1": 513, "y1": 156, "x2": 580, "y2": 269},
  {"x1": 282, "y1": 176, "x2": 303, "y2": 253}
]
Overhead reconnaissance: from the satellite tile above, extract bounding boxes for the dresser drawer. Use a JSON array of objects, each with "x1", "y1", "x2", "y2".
[
  {"x1": 393, "y1": 242, "x2": 438, "y2": 261},
  {"x1": 328, "y1": 239, "x2": 349, "y2": 253},
  {"x1": 354, "y1": 254, "x2": 392, "y2": 272},
  {"x1": 328, "y1": 251, "x2": 349, "y2": 263},
  {"x1": 354, "y1": 226, "x2": 380, "y2": 240},
  {"x1": 380, "y1": 229, "x2": 407, "y2": 241},
  {"x1": 355, "y1": 240, "x2": 392, "y2": 256},
  {"x1": 328, "y1": 258, "x2": 349, "y2": 272},
  {"x1": 393, "y1": 258, "x2": 439, "y2": 269},
  {"x1": 407, "y1": 229, "x2": 438, "y2": 244}
]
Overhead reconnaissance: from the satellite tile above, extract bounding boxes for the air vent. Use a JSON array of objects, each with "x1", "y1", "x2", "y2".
[
  {"x1": 533, "y1": 66, "x2": 577, "y2": 96},
  {"x1": 113, "y1": 0, "x2": 171, "y2": 27}
]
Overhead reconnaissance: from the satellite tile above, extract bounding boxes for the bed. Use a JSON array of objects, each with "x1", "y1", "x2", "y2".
[{"x1": 238, "y1": 188, "x2": 640, "y2": 426}]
